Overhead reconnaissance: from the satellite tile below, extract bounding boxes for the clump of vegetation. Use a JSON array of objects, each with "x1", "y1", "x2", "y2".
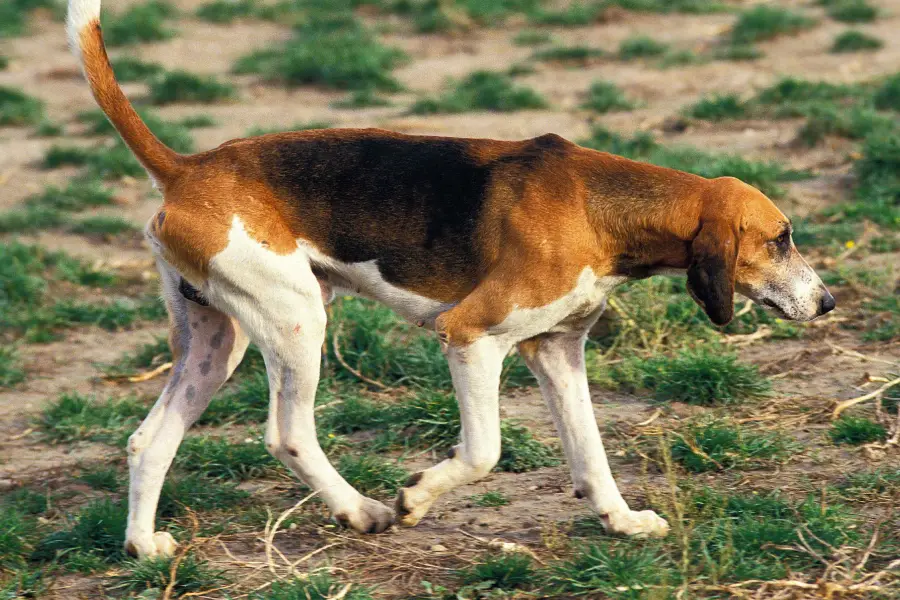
[
  {"x1": 512, "y1": 29, "x2": 553, "y2": 46},
  {"x1": 687, "y1": 93, "x2": 747, "y2": 121},
  {"x1": 470, "y1": 491, "x2": 509, "y2": 507},
  {"x1": 0, "y1": 507, "x2": 36, "y2": 570},
  {"x1": 113, "y1": 553, "x2": 227, "y2": 596},
  {"x1": 157, "y1": 473, "x2": 250, "y2": 518},
  {"x1": 532, "y1": 45, "x2": 604, "y2": 65},
  {"x1": 76, "y1": 465, "x2": 121, "y2": 492},
  {"x1": 337, "y1": 454, "x2": 408, "y2": 496},
  {"x1": 176, "y1": 435, "x2": 279, "y2": 480},
  {"x1": 247, "y1": 120, "x2": 331, "y2": 136},
  {"x1": 195, "y1": 0, "x2": 258, "y2": 23},
  {"x1": 618, "y1": 35, "x2": 669, "y2": 60},
  {"x1": 0, "y1": 86, "x2": 45, "y2": 126},
  {"x1": 581, "y1": 81, "x2": 633, "y2": 113},
  {"x1": 545, "y1": 543, "x2": 672, "y2": 596},
  {"x1": 457, "y1": 553, "x2": 534, "y2": 595},
  {"x1": 670, "y1": 419, "x2": 797, "y2": 471},
  {"x1": 730, "y1": 5, "x2": 817, "y2": 44},
  {"x1": 832, "y1": 468, "x2": 900, "y2": 500},
  {"x1": 411, "y1": 71, "x2": 547, "y2": 114},
  {"x1": 497, "y1": 422, "x2": 559, "y2": 472},
  {"x1": 69, "y1": 215, "x2": 138, "y2": 238},
  {"x1": 331, "y1": 88, "x2": 392, "y2": 109},
  {"x1": 103, "y1": 0, "x2": 178, "y2": 47},
  {"x1": 0, "y1": 345, "x2": 26, "y2": 388},
  {"x1": 829, "y1": 415, "x2": 888, "y2": 445},
  {"x1": 528, "y1": 3, "x2": 605, "y2": 27},
  {"x1": 822, "y1": 0, "x2": 878, "y2": 23},
  {"x1": 611, "y1": 347, "x2": 771, "y2": 405},
  {"x1": 831, "y1": 30, "x2": 883, "y2": 53},
  {"x1": 0, "y1": 0, "x2": 59, "y2": 39},
  {"x1": 111, "y1": 56, "x2": 164, "y2": 82},
  {"x1": 234, "y1": 19, "x2": 407, "y2": 91},
  {"x1": 248, "y1": 573, "x2": 374, "y2": 600},
  {"x1": 36, "y1": 392, "x2": 147, "y2": 444},
  {"x1": 32, "y1": 499, "x2": 129, "y2": 569},
  {"x1": 713, "y1": 43, "x2": 764, "y2": 61},
  {"x1": 149, "y1": 70, "x2": 236, "y2": 104}
]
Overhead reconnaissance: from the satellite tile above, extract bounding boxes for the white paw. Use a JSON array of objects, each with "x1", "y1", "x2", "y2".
[
  {"x1": 604, "y1": 509, "x2": 670, "y2": 539},
  {"x1": 395, "y1": 473, "x2": 437, "y2": 527},
  {"x1": 333, "y1": 496, "x2": 394, "y2": 534},
  {"x1": 124, "y1": 531, "x2": 178, "y2": 559}
]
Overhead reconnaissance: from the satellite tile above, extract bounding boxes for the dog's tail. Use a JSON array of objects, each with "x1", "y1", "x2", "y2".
[{"x1": 66, "y1": 0, "x2": 183, "y2": 185}]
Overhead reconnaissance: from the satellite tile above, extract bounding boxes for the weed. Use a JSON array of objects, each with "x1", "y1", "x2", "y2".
[
  {"x1": 756, "y1": 77, "x2": 866, "y2": 105},
  {"x1": 730, "y1": 5, "x2": 816, "y2": 45},
  {"x1": 497, "y1": 422, "x2": 559, "y2": 472},
  {"x1": 390, "y1": 390, "x2": 460, "y2": 448},
  {"x1": 0, "y1": 345, "x2": 25, "y2": 388},
  {"x1": 0, "y1": 86, "x2": 45, "y2": 126},
  {"x1": 32, "y1": 498, "x2": 128, "y2": 567},
  {"x1": 249, "y1": 573, "x2": 374, "y2": 600},
  {"x1": 797, "y1": 103, "x2": 894, "y2": 146},
  {"x1": 457, "y1": 552, "x2": 534, "y2": 593},
  {"x1": 319, "y1": 394, "x2": 391, "y2": 434},
  {"x1": 792, "y1": 218, "x2": 860, "y2": 252},
  {"x1": 42, "y1": 145, "x2": 89, "y2": 168},
  {"x1": 532, "y1": 45, "x2": 604, "y2": 65},
  {"x1": 149, "y1": 70, "x2": 236, "y2": 104},
  {"x1": 234, "y1": 19, "x2": 407, "y2": 90},
  {"x1": 78, "y1": 108, "x2": 198, "y2": 150},
  {"x1": 111, "y1": 56, "x2": 164, "y2": 82},
  {"x1": 68, "y1": 215, "x2": 138, "y2": 237},
  {"x1": 873, "y1": 73, "x2": 900, "y2": 111},
  {"x1": 833, "y1": 468, "x2": 900, "y2": 499},
  {"x1": 36, "y1": 392, "x2": 147, "y2": 444},
  {"x1": 862, "y1": 296, "x2": 900, "y2": 342},
  {"x1": 831, "y1": 30, "x2": 883, "y2": 53},
  {"x1": 24, "y1": 181, "x2": 114, "y2": 212},
  {"x1": 337, "y1": 454, "x2": 408, "y2": 496},
  {"x1": 687, "y1": 93, "x2": 747, "y2": 121},
  {"x1": 713, "y1": 43, "x2": 763, "y2": 61},
  {"x1": 49, "y1": 297, "x2": 159, "y2": 330},
  {"x1": 581, "y1": 81, "x2": 633, "y2": 113},
  {"x1": 841, "y1": 131, "x2": 900, "y2": 228},
  {"x1": 247, "y1": 121, "x2": 331, "y2": 136},
  {"x1": 2, "y1": 487, "x2": 49, "y2": 515},
  {"x1": 829, "y1": 415, "x2": 888, "y2": 445},
  {"x1": 0, "y1": 568, "x2": 47, "y2": 598},
  {"x1": 470, "y1": 491, "x2": 509, "y2": 507},
  {"x1": 157, "y1": 473, "x2": 250, "y2": 518},
  {"x1": 582, "y1": 127, "x2": 808, "y2": 198},
  {"x1": 331, "y1": 88, "x2": 392, "y2": 109},
  {"x1": 0, "y1": 507, "x2": 34, "y2": 570},
  {"x1": 113, "y1": 553, "x2": 227, "y2": 596},
  {"x1": 196, "y1": 0, "x2": 258, "y2": 23},
  {"x1": 619, "y1": 36, "x2": 668, "y2": 60},
  {"x1": 823, "y1": 0, "x2": 877, "y2": 23},
  {"x1": 411, "y1": 71, "x2": 546, "y2": 114},
  {"x1": 545, "y1": 542, "x2": 673, "y2": 596},
  {"x1": 103, "y1": 0, "x2": 177, "y2": 47},
  {"x1": 670, "y1": 419, "x2": 796, "y2": 472},
  {"x1": 512, "y1": 29, "x2": 553, "y2": 46},
  {"x1": 76, "y1": 466, "x2": 121, "y2": 492},
  {"x1": 612, "y1": 347, "x2": 770, "y2": 405},
  {"x1": 175, "y1": 435, "x2": 279, "y2": 480},
  {"x1": 199, "y1": 371, "x2": 270, "y2": 425},
  {"x1": 613, "y1": 0, "x2": 727, "y2": 13}
]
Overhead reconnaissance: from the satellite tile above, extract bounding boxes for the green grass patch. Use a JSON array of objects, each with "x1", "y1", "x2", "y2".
[
  {"x1": 544, "y1": 543, "x2": 673, "y2": 596},
  {"x1": 2, "y1": 488, "x2": 50, "y2": 516},
  {"x1": 873, "y1": 73, "x2": 900, "y2": 111},
  {"x1": 76, "y1": 465, "x2": 122, "y2": 492},
  {"x1": 157, "y1": 473, "x2": 250, "y2": 518},
  {"x1": 0, "y1": 0, "x2": 60, "y2": 39},
  {"x1": 111, "y1": 55, "x2": 165, "y2": 82},
  {"x1": 512, "y1": 29, "x2": 553, "y2": 46},
  {"x1": 36, "y1": 392, "x2": 147, "y2": 445},
  {"x1": 411, "y1": 71, "x2": 547, "y2": 114},
  {"x1": 112, "y1": 552, "x2": 227, "y2": 597},
  {"x1": 581, "y1": 127, "x2": 809, "y2": 198},
  {"x1": 532, "y1": 45, "x2": 604, "y2": 65},
  {"x1": 670, "y1": 419, "x2": 797, "y2": 472},
  {"x1": 101, "y1": 335, "x2": 171, "y2": 378},
  {"x1": 832, "y1": 468, "x2": 900, "y2": 500},
  {"x1": 175, "y1": 435, "x2": 279, "y2": 480},
  {"x1": 611, "y1": 347, "x2": 771, "y2": 405},
  {"x1": 31, "y1": 499, "x2": 128, "y2": 569},
  {"x1": 234, "y1": 19, "x2": 407, "y2": 90},
  {"x1": 247, "y1": 120, "x2": 331, "y2": 136},
  {"x1": 528, "y1": 3, "x2": 604, "y2": 26},
  {"x1": 0, "y1": 507, "x2": 36, "y2": 571},
  {"x1": 831, "y1": 29, "x2": 883, "y2": 53},
  {"x1": 730, "y1": 5, "x2": 816, "y2": 45},
  {"x1": 68, "y1": 215, "x2": 138, "y2": 237},
  {"x1": 862, "y1": 296, "x2": 900, "y2": 342},
  {"x1": 0, "y1": 345, "x2": 26, "y2": 388},
  {"x1": 331, "y1": 88, "x2": 392, "y2": 109},
  {"x1": 822, "y1": 0, "x2": 878, "y2": 23},
  {"x1": 581, "y1": 81, "x2": 633, "y2": 113},
  {"x1": 149, "y1": 70, "x2": 236, "y2": 105},
  {"x1": 713, "y1": 43, "x2": 764, "y2": 61},
  {"x1": 457, "y1": 552, "x2": 534, "y2": 594},
  {"x1": 196, "y1": 0, "x2": 258, "y2": 23},
  {"x1": 103, "y1": 0, "x2": 178, "y2": 47},
  {"x1": 336, "y1": 454, "x2": 408, "y2": 497},
  {"x1": 23, "y1": 181, "x2": 115, "y2": 212},
  {"x1": 687, "y1": 93, "x2": 747, "y2": 121},
  {"x1": 0, "y1": 86, "x2": 45, "y2": 126},
  {"x1": 618, "y1": 35, "x2": 668, "y2": 60},
  {"x1": 829, "y1": 415, "x2": 887, "y2": 445},
  {"x1": 248, "y1": 573, "x2": 374, "y2": 600},
  {"x1": 497, "y1": 422, "x2": 559, "y2": 472},
  {"x1": 470, "y1": 491, "x2": 509, "y2": 507}
]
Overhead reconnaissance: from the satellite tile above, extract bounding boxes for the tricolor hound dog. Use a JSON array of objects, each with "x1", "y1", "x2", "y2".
[{"x1": 66, "y1": 0, "x2": 835, "y2": 558}]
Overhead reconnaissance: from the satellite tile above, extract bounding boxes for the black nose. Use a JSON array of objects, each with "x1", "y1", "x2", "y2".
[{"x1": 819, "y1": 290, "x2": 836, "y2": 315}]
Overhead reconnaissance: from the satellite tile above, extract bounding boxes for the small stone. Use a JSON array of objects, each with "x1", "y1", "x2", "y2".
[
  {"x1": 430, "y1": 544, "x2": 448, "y2": 552},
  {"x1": 528, "y1": 485, "x2": 539, "y2": 491}
]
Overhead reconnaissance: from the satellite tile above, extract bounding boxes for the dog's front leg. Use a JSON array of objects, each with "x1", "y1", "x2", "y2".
[{"x1": 125, "y1": 264, "x2": 249, "y2": 558}]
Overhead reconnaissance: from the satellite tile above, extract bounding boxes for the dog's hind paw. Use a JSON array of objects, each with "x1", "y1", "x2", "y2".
[
  {"x1": 604, "y1": 509, "x2": 670, "y2": 539},
  {"x1": 124, "y1": 531, "x2": 178, "y2": 559},
  {"x1": 333, "y1": 496, "x2": 394, "y2": 534}
]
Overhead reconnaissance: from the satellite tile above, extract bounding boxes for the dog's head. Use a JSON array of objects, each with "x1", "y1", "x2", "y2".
[{"x1": 687, "y1": 177, "x2": 834, "y2": 326}]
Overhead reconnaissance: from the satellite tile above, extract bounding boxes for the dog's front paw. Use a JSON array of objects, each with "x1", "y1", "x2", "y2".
[
  {"x1": 395, "y1": 474, "x2": 437, "y2": 527},
  {"x1": 124, "y1": 531, "x2": 178, "y2": 559},
  {"x1": 604, "y1": 509, "x2": 669, "y2": 539},
  {"x1": 333, "y1": 496, "x2": 394, "y2": 534}
]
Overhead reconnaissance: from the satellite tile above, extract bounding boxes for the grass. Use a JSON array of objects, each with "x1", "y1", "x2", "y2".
[
  {"x1": 410, "y1": 71, "x2": 547, "y2": 114},
  {"x1": 3, "y1": 488, "x2": 50, "y2": 516},
  {"x1": 581, "y1": 127, "x2": 809, "y2": 198},
  {"x1": 0, "y1": 507, "x2": 35, "y2": 570},
  {"x1": 833, "y1": 468, "x2": 900, "y2": 500},
  {"x1": 196, "y1": 0, "x2": 258, "y2": 23},
  {"x1": 36, "y1": 392, "x2": 147, "y2": 445},
  {"x1": 32, "y1": 498, "x2": 129, "y2": 568},
  {"x1": 331, "y1": 88, "x2": 392, "y2": 109},
  {"x1": 873, "y1": 73, "x2": 900, "y2": 111},
  {"x1": 0, "y1": 0, "x2": 59, "y2": 39},
  {"x1": 528, "y1": 3, "x2": 605, "y2": 26},
  {"x1": 247, "y1": 121, "x2": 332, "y2": 136},
  {"x1": 23, "y1": 181, "x2": 114, "y2": 212},
  {"x1": 545, "y1": 543, "x2": 672, "y2": 596},
  {"x1": 532, "y1": 45, "x2": 605, "y2": 65},
  {"x1": 470, "y1": 491, "x2": 509, "y2": 507},
  {"x1": 68, "y1": 215, "x2": 138, "y2": 237},
  {"x1": 512, "y1": 29, "x2": 553, "y2": 46},
  {"x1": 730, "y1": 5, "x2": 817, "y2": 45},
  {"x1": 670, "y1": 419, "x2": 797, "y2": 472},
  {"x1": 234, "y1": 19, "x2": 407, "y2": 91},
  {"x1": 618, "y1": 36, "x2": 669, "y2": 60},
  {"x1": 102, "y1": 335, "x2": 171, "y2": 378},
  {"x1": 497, "y1": 422, "x2": 559, "y2": 472},
  {"x1": 611, "y1": 347, "x2": 771, "y2": 405},
  {"x1": 713, "y1": 43, "x2": 764, "y2": 61},
  {"x1": 248, "y1": 573, "x2": 374, "y2": 600},
  {"x1": 457, "y1": 552, "x2": 534, "y2": 594},
  {"x1": 111, "y1": 55, "x2": 164, "y2": 82},
  {"x1": 76, "y1": 465, "x2": 122, "y2": 492},
  {"x1": 823, "y1": 0, "x2": 878, "y2": 23},
  {"x1": 0, "y1": 345, "x2": 26, "y2": 388},
  {"x1": 862, "y1": 297, "x2": 900, "y2": 342},
  {"x1": 687, "y1": 93, "x2": 747, "y2": 121},
  {"x1": 175, "y1": 435, "x2": 279, "y2": 480},
  {"x1": 149, "y1": 70, "x2": 236, "y2": 105},
  {"x1": 831, "y1": 30, "x2": 883, "y2": 53},
  {"x1": 581, "y1": 81, "x2": 633, "y2": 113},
  {"x1": 112, "y1": 553, "x2": 227, "y2": 596},
  {"x1": 102, "y1": 0, "x2": 178, "y2": 47},
  {"x1": 157, "y1": 473, "x2": 250, "y2": 518},
  {"x1": 829, "y1": 415, "x2": 888, "y2": 445},
  {"x1": 336, "y1": 454, "x2": 408, "y2": 497},
  {"x1": 0, "y1": 85, "x2": 45, "y2": 126}
]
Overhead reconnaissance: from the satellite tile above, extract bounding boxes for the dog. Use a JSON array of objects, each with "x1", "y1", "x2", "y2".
[{"x1": 66, "y1": 0, "x2": 835, "y2": 559}]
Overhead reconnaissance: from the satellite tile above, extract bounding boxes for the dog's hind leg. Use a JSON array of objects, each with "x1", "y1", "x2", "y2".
[
  {"x1": 518, "y1": 325, "x2": 669, "y2": 539},
  {"x1": 124, "y1": 261, "x2": 249, "y2": 558}
]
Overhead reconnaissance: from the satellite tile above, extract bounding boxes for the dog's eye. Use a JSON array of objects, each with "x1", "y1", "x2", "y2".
[{"x1": 774, "y1": 231, "x2": 790, "y2": 247}]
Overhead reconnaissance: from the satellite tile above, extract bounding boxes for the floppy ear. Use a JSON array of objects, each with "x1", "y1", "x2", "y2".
[{"x1": 687, "y1": 219, "x2": 739, "y2": 326}]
